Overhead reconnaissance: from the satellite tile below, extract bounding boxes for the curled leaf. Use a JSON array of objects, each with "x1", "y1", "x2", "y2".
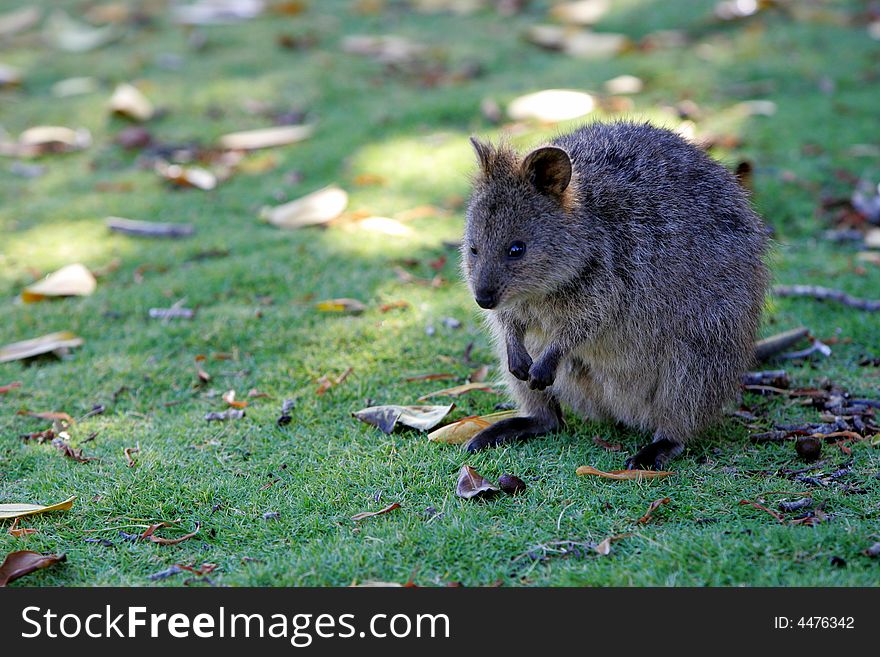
[
  {"x1": 353, "y1": 404, "x2": 453, "y2": 433},
  {"x1": 428, "y1": 410, "x2": 518, "y2": 445},
  {"x1": 0, "y1": 551, "x2": 66, "y2": 587},
  {"x1": 147, "y1": 522, "x2": 201, "y2": 546},
  {"x1": 109, "y1": 83, "x2": 154, "y2": 122},
  {"x1": 0, "y1": 496, "x2": 76, "y2": 520},
  {"x1": 351, "y1": 502, "x2": 401, "y2": 521},
  {"x1": 576, "y1": 465, "x2": 673, "y2": 480},
  {"x1": 21, "y1": 263, "x2": 96, "y2": 303},
  {"x1": 219, "y1": 124, "x2": 314, "y2": 150},
  {"x1": 635, "y1": 497, "x2": 671, "y2": 524},
  {"x1": 417, "y1": 381, "x2": 499, "y2": 401},
  {"x1": 456, "y1": 465, "x2": 499, "y2": 499},
  {"x1": 260, "y1": 185, "x2": 348, "y2": 229}
]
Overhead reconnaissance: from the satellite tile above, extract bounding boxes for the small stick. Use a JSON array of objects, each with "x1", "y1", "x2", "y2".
[
  {"x1": 772, "y1": 285, "x2": 880, "y2": 312},
  {"x1": 754, "y1": 327, "x2": 809, "y2": 362},
  {"x1": 106, "y1": 217, "x2": 194, "y2": 238}
]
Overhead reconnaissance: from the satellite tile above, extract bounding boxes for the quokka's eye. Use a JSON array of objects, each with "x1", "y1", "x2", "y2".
[
  {"x1": 470, "y1": 246, "x2": 478, "y2": 255},
  {"x1": 507, "y1": 241, "x2": 526, "y2": 259}
]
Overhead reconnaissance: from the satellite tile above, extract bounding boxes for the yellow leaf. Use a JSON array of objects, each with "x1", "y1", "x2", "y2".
[
  {"x1": 575, "y1": 465, "x2": 673, "y2": 480},
  {"x1": 0, "y1": 496, "x2": 76, "y2": 520},
  {"x1": 21, "y1": 264, "x2": 96, "y2": 303},
  {"x1": 428, "y1": 410, "x2": 519, "y2": 445},
  {"x1": 315, "y1": 298, "x2": 367, "y2": 314}
]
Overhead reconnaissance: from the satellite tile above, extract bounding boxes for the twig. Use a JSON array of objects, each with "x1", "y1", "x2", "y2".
[
  {"x1": 106, "y1": 216, "x2": 194, "y2": 238},
  {"x1": 772, "y1": 285, "x2": 880, "y2": 312},
  {"x1": 754, "y1": 327, "x2": 809, "y2": 362}
]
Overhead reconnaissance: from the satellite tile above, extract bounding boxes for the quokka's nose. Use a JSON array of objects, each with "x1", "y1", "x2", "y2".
[{"x1": 475, "y1": 289, "x2": 498, "y2": 309}]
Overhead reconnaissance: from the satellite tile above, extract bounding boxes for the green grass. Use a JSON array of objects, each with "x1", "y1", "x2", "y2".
[{"x1": 2, "y1": 0, "x2": 879, "y2": 587}]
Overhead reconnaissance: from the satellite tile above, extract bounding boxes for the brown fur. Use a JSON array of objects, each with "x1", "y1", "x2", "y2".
[{"x1": 461, "y1": 122, "x2": 769, "y2": 468}]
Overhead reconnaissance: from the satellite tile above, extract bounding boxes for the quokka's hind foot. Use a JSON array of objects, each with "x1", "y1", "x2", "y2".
[
  {"x1": 624, "y1": 434, "x2": 684, "y2": 470},
  {"x1": 465, "y1": 415, "x2": 559, "y2": 452}
]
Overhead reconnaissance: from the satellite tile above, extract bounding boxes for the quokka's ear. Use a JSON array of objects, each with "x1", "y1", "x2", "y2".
[
  {"x1": 521, "y1": 146, "x2": 572, "y2": 199},
  {"x1": 469, "y1": 136, "x2": 496, "y2": 175}
]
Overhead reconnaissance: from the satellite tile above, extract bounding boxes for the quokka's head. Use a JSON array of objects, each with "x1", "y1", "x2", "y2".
[{"x1": 462, "y1": 137, "x2": 583, "y2": 310}]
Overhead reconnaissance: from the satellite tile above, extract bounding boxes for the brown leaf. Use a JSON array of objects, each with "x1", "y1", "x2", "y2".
[
  {"x1": 404, "y1": 372, "x2": 455, "y2": 382},
  {"x1": 593, "y1": 533, "x2": 631, "y2": 556},
  {"x1": 592, "y1": 435, "x2": 622, "y2": 451},
  {"x1": 316, "y1": 367, "x2": 353, "y2": 395},
  {"x1": 417, "y1": 381, "x2": 498, "y2": 401},
  {"x1": 428, "y1": 410, "x2": 519, "y2": 445},
  {"x1": 144, "y1": 522, "x2": 201, "y2": 545},
  {"x1": 456, "y1": 465, "x2": 499, "y2": 499},
  {"x1": 8, "y1": 518, "x2": 38, "y2": 537},
  {"x1": 222, "y1": 389, "x2": 248, "y2": 408},
  {"x1": 124, "y1": 445, "x2": 140, "y2": 468},
  {"x1": 380, "y1": 300, "x2": 410, "y2": 313},
  {"x1": 351, "y1": 502, "x2": 401, "y2": 521},
  {"x1": 576, "y1": 465, "x2": 673, "y2": 480},
  {"x1": 0, "y1": 551, "x2": 65, "y2": 586},
  {"x1": 635, "y1": 497, "x2": 671, "y2": 524},
  {"x1": 156, "y1": 161, "x2": 217, "y2": 191},
  {"x1": 738, "y1": 499, "x2": 784, "y2": 522},
  {"x1": 18, "y1": 410, "x2": 74, "y2": 423},
  {"x1": 0, "y1": 381, "x2": 22, "y2": 394},
  {"x1": 352, "y1": 404, "x2": 453, "y2": 433},
  {"x1": 0, "y1": 331, "x2": 83, "y2": 363},
  {"x1": 52, "y1": 438, "x2": 98, "y2": 463},
  {"x1": 468, "y1": 365, "x2": 490, "y2": 382}
]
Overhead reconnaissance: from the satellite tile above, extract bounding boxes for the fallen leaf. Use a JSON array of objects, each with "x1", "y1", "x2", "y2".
[
  {"x1": 0, "y1": 381, "x2": 22, "y2": 394},
  {"x1": 635, "y1": 497, "x2": 671, "y2": 524},
  {"x1": 592, "y1": 435, "x2": 622, "y2": 451},
  {"x1": 380, "y1": 300, "x2": 410, "y2": 313},
  {"x1": 315, "y1": 298, "x2": 367, "y2": 314},
  {"x1": 261, "y1": 185, "x2": 348, "y2": 229},
  {"x1": 0, "y1": 551, "x2": 66, "y2": 587},
  {"x1": 550, "y1": 0, "x2": 610, "y2": 25},
  {"x1": 219, "y1": 124, "x2": 314, "y2": 150},
  {"x1": 507, "y1": 89, "x2": 595, "y2": 122},
  {"x1": 417, "y1": 381, "x2": 498, "y2": 401},
  {"x1": 0, "y1": 6, "x2": 41, "y2": 38},
  {"x1": 404, "y1": 372, "x2": 454, "y2": 382},
  {"x1": 0, "y1": 331, "x2": 83, "y2": 363},
  {"x1": 428, "y1": 410, "x2": 519, "y2": 445},
  {"x1": 8, "y1": 518, "x2": 38, "y2": 538},
  {"x1": 53, "y1": 438, "x2": 98, "y2": 463},
  {"x1": 124, "y1": 445, "x2": 140, "y2": 467},
  {"x1": 456, "y1": 465, "x2": 499, "y2": 499},
  {"x1": 144, "y1": 522, "x2": 201, "y2": 545},
  {"x1": 468, "y1": 365, "x2": 490, "y2": 382},
  {"x1": 0, "y1": 496, "x2": 76, "y2": 520},
  {"x1": 222, "y1": 389, "x2": 248, "y2": 408},
  {"x1": 526, "y1": 25, "x2": 629, "y2": 59},
  {"x1": 109, "y1": 83, "x2": 154, "y2": 121},
  {"x1": 172, "y1": 0, "x2": 264, "y2": 25},
  {"x1": 575, "y1": 465, "x2": 674, "y2": 480},
  {"x1": 15, "y1": 126, "x2": 92, "y2": 157},
  {"x1": 593, "y1": 532, "x2": 630, "y2": 555},
  {"x1": 0, "y1": 63, "x2": 22, "y2": 88},
  {"x1": 351, "y1": 502, "x2": 401, "y2": 521},
  {"x1": 195, "y1": 356, "x2": 211, "y2": 383},
  {"x1": 106, "y1": 216, "x2": 195, "y2": 238},
  {"x1": 205, "y1": 409, "x2": 245, "y2": 421},
  {"x1": 43, "y1": 10, "x2": 125, "y2": 52},
  {"x1": 603, "y1": 74, "x2": 643, "y2": 95},
  {"x1": 18, "y1": 410, "x2": 74, "y2": 423},
  {"x1": 341, "y1": 34, "x2": 426, "y2": 65},
  {"x1": 156, "y1": 161, "x2": 217, "y2": 190},
  {"x1": 21, "y1": 263, "x2": 97, "y2": 303},
  {"x1": 355, "y1": 216, "x2": 413, "y2": 236},
  {"x1": 316, "y1": 367, "x2": 353, "y2": 395},
  {"x1": 738, "y1": 499, "x2": 784, "y2": 522},
  {"x1": 352, "y1": 404, "x2": 454, "y2": 433},
  {"x1": 149, "y1": 306, "x2": 195, "y2": 320},
  {"x1": 52, "y1": 76, "x2": 100, "y2": 98}
]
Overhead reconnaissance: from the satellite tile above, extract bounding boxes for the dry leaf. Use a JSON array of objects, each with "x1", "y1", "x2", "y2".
[
  {"x1": 205, "y1": 409, "x2": 245, "y2": 421},
  {"x1": 593, "y1": 532, "x2": 630, "y2": 555},
  {"x1": 417, "y1": 381, "x2": 498, "y2": 401},
  {"x1": 738, "y1": 499, "x2": 784, "y2": 522},
  {"x1": 219, "y1": 124, "x2": 314, "y2": 150},
  {"x1": 19, "y1": 410, "x2": 74, "y2": 422},
  {"x1": 0, "y1": 551, "x2": 66, "y2": 587},
  {"x1": 124, "y1": 445, "x2": 140, "y2": 467},
  {"x1": 15, "y1": 126, "x2": 92, "y2": 157},
  {"x1": 469, "y1": 365, "x2": 490, "y2": 382},
  {"x1": 0, "y1": 331, "x2": 83, "y2": 363},
  {"x1": 456, "y1": 465, "x2": 499, "y2": 499},
  {"x1": 0, "y1": 6, "x2": 41, "y2": 38},
  {"x1": 260, "y1": 185, "x2": 348, "y2": 229},
  {"x1": 0, "y1": 496, "x2": 76, "y2": 520},
  {"x1": 550, "y1": 0, "x2": 610, "y2": 25},
  {"x1": 380, "y1": 300, "x2": 410, "y2": 313},
  {"x1": 52, "y1": 76, "x2": 100, "y2": 98},
  {"x1": 428, "y1": 410, "x2": 519, "y2": 445},
  {"x1": 109, "y1": 83, "x2": 154, "y2": 122},
  {"x1": 222, "y1": 389, "x2": 248, "y2": 408},
  {"x1": 172, "y1": 0, "x2": 264, "y2": 25},
  {"x1": 603, "y1": 74, "x2": 643, "y2": 95},
  {"x1": 575, "y1": 465, "x2": 674, "y2": 480},
  {"x1": 592, "y1": 436, "x2": 622, "y2": 451},
  {"x1": 562, "y1": 31, "x2": 629, "y2": 58},
  {"x1": 53, "y1": 438, "x2": 98, "y2": 463},
  {"x1": 404, "y1": 372, "x2": 454, "y2": 382},
  {"x1": 341, "y1": 34, "x2": 426, "y2": 65},
  {"x1": 507, "y1": 89, "x2": 595, "y2": 122},
  {"x1": 106, "y1": 216, "x2": 195, "y2": 238},
  {"x1": 315, "y1": 298, "x2": 367, "y2": 314},
  {"x1": 143, "y1": 522, "x2": 201, "y2": 545},
  {"x1": 636, "y1": 497, "x2": 671, "y2": 524},
  {"x1": 352, "y1": 404, "x2": 454, "y2": 433},
  {"x1": 355, "y1": 216, "x2": 413, "y2": 236},
  {"x1": 316, "y1": 367, "x2": 353, "y2": 395},
  {"x1": 0, "y1": 381, "x2": 22, "y2": 394},
  {"x1": 149, "y1": 306, "x2": 195, "y2": 319},
  {"x1": 156, "y1": 161, "x2": 217, "y2": 190},
  {"x1": 351, "y1": 502, "x2": 401, "y2": 521},
  {"x1": 8, "y1": 518, "x2": 38, "y2": 538},
  {"x1": 43, "y1": 10, "x2": 125, "y2": 52},
  {"x1": 21, "y1": 264, "x2": 97, "y2": 303},
  {"x1": 0, "y1": 64, "x2": 22, "y2": 88}
]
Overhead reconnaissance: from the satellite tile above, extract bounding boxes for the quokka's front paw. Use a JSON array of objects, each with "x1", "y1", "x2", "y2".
[
  {"x1": 527, "y1": 360, "x2": 555, "y2": 390},
  {"x1": 508, "y1": 352, "x2": 532, "y2": 381}
]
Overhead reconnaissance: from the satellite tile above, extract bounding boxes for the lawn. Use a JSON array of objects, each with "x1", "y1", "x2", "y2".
[{"x1": 1, "y1": 0, "x2": 879, "y2": 587}]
